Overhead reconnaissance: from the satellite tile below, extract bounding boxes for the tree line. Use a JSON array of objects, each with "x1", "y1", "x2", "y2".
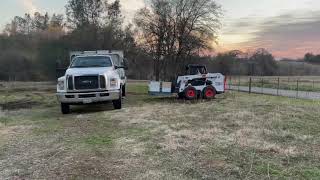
[
  {"x1": 0, "y1": 0, "x2": 319, "y2": 81},
  {"x1": 304, "y1": 53, "x2": 320, "y2": 64}
]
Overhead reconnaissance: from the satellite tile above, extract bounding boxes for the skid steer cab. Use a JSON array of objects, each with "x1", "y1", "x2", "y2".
[{"x1": 149, "y1": 64, "x2": 226, "y2": 100}]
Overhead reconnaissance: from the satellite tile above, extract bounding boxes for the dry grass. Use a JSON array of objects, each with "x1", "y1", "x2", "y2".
[{"x1": 0, "y1": 82, "x2": 320, "y2": 179}]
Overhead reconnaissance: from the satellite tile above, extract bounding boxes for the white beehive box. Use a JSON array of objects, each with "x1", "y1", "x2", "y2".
[{"x1": 149, "y1": 81, "x2": 172, "y2": 95}]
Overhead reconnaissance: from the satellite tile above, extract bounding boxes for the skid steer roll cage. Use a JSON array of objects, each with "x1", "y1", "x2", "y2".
[{"x1": 185, "y1": 64, "x2": 208, "y2": 75}]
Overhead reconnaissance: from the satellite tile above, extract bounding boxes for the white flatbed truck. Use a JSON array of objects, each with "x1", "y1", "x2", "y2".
[{"x1": 56, "y1": 50, "x2": 127, "y2": 114}]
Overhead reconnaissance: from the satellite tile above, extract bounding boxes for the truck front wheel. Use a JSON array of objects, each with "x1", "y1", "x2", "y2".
[
  {"x1": 122, "y1": 85, "x2": 126, "y2": 97},
  {"x1": 61, "y1": 103, "x2": 70, "y2": 114},
  {"x1": 113, "y1": 89, "x2": 122, "y2": 109}
]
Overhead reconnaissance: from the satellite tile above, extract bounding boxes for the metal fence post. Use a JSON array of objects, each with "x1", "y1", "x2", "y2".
[
  {"x1": 277, "y1": 77, "x2": 280, "y2": 96},
  {"x1": 238, "y1": 76, "x2": 240, "y2": 92},
  {"x1": 296, "y1": 79, "x2": 299, "y2": 98},
  {"x1": 249, "y1": 77, "x2": 252, "y2": 94},
  {"x1": 312, "y1": 80, "x2": 315, "y2": 91},
  {"x1": 288, "y1": 78, "x2": 290, "y2": 91},
  {"x1": 261, "y1": 78, "x2": 264, "y2": 94}
]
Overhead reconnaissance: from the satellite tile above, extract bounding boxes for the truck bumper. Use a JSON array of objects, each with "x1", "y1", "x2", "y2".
[{"x1": 56, "y1": 90, "x2": 120, "y2": 104}]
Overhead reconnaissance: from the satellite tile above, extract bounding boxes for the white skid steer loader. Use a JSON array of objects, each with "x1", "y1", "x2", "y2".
[{"x1": 149, "y1": 64, "x2": 226, "y2": 100}]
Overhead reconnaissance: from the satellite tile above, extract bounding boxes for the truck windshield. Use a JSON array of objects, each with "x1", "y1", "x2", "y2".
[{"x1": 70, "y1": 56, "x2": 112, "y2": 68}]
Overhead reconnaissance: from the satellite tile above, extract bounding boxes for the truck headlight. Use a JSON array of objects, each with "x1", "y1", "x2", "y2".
[
  {"x1": 110, "y1": 78, "x2": 118, "y2": 88},
  {"x1": 58, "y1": 80, "x2": 65, "y2": 90}
]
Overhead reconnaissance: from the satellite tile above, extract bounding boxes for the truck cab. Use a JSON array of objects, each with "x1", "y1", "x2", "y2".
[{"x1": 56, "y1": 50, "x2": 127, "y2": 114}]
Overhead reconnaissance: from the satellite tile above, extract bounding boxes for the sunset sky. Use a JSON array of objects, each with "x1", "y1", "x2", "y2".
[{"x1": 1, "y1": 0, "x2": 320, "y2": 59}]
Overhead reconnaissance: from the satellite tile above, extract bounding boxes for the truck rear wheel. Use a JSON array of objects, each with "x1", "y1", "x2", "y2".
[
  {"x1": 184, "y1": 86, "x2": 197, "y2": 100},
  {"x1": 113, "y1": 89, "x2": 122, "y2": 109},
  {"x1": 61, "y1": 103, "x2": 70, "y2": 114},
  {"x1": 203, "y1": 86, "x2": 216, "y2": 99}
]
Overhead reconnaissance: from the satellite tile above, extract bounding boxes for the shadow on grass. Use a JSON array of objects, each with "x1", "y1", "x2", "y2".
[
  {"x1": 0, "y1": 100, "x2": 42, "y2": 110},
  {"x1": 58, "y1": 93, "x2": 228, "y2": 115},
  {"x1": 70, "y1": 103, "x2": 116, "y2": 114},
  {"x1": 143, "y1": 95, "x2": 226, "y2": 104}
]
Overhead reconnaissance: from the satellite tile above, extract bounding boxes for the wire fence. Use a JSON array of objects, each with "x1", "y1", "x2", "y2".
[{"x1": 227, "y1": 76, "x2": 320, "y2": 100}]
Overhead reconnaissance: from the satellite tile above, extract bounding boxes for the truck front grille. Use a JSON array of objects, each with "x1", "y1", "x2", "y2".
[
  {"x1": 79, "y1": 94, "x2": 96, "y2": 98},
  {"x1": 74, "y1": 76, "x2": 99, "y2": 90}
]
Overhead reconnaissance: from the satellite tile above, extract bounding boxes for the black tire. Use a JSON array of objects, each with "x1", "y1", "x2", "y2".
[
  {"x1": 178, "y1": 92, "x2": 184, "y2": 99},
  {"x1": 122, "y1": 85, "x2": 126, "y2": 97},
  {"x1": 184, "y1": 86, "x2": 197, "y2": 100},
  {"x1": 61, "y1": 103, "x2": 70, "y2": 114},
  {"x1": 113, "y1": 88, "x2": 122, "y2": 109},
  {"x1": 203, "y1": 85, "x2": 216, "y2": 99}
]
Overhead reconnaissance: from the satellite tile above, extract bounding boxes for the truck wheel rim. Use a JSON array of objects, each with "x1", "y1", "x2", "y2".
[
  {"x1": 187, "y1": 90, "x2": 195, "y2": 97},
  {"x1": 206, "y1": 89, "x2": 215, "y2": 97}
]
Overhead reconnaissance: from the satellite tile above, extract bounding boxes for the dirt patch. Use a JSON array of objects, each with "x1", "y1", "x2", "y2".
[{"x1": 0, "y1": 125, "x2": 34, "y2": 136}]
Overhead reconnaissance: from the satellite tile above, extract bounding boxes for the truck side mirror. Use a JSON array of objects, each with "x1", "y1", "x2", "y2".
[{"x1": 115, "y1": 65, "x2": 128, "y2": 70}]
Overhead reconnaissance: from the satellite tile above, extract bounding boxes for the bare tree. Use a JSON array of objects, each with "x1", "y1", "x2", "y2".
[
  {"x1": 101, "y1": 0, "x2": 124, "y2": 49},
  {"x1": 135, "y1": 0, "x2": 221, "y2": 80},
  {"x1": 66, "y1": 0, "x2": 104, "y2": 29}
]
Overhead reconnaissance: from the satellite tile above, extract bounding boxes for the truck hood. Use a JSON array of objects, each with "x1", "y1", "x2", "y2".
[{"x1": 65, "y1": 67, "x2": 115, "y2": 76}]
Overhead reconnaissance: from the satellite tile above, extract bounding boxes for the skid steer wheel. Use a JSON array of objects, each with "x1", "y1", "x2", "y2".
[
  {"x1": 178, "y1": 92, "x2": 184, "y2": 99},
  {"x1": 61, "y1": 103, "x2": 70, "y2": 114},
  {"x1": 203, "y1": 86, "x2": 216, "y2": 99},
  {"x1": 113, "y1": 87, "x2": 122, "y2": 109},
  {"x1": 184, "y1": 86, "x2": 197, "y2": 100}
]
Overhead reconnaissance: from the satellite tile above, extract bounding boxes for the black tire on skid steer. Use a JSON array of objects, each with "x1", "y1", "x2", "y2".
[
  {"x1": 184, "y1": 86, "x2": 197, "y2": 100},
  {"x1": 203, "y1": 85, "x2": 216, "y2": 99},
  {"x1": 178, "y1": 92, "x2": 184, "y2": 99}
]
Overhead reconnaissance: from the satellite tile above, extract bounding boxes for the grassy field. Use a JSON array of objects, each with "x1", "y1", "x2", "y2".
[
  {"x1": 0, "y1": 82, "x2": 320, "y2": 179},
  {"x1": 229, "y1": 76, "x2": 320, "y2": 92}
]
